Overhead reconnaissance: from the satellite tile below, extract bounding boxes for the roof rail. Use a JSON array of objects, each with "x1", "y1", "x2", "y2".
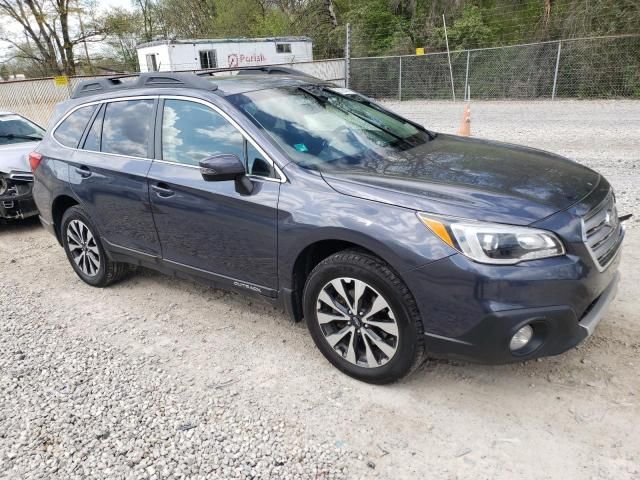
[
  {"x1": 196, "y1": 65, "x2": 316, "y2": 79},
  {"x1": 71, "y1": 72, "x2": 218, "y2": 99}
]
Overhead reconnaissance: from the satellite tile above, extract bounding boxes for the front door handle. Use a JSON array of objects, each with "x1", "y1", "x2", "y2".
[
  {"x1": 151, "y1": 183, "x2": 175, "y2": 198},
  {"x1": 75, "y1": 165, "x2": 92, "y2": 178}
]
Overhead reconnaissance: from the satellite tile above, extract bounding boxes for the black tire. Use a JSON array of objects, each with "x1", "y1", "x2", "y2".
[
  {"x1": 61, "y1": 206, "x2": 131, "y2": 287},
  {"x1": 303, "y1": 250, "x2": 425, "y2": 384}
]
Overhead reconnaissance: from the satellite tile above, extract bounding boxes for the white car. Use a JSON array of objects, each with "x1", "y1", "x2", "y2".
[{"x1": 0, "y1": 111, "x2": 44, "y2": 220}]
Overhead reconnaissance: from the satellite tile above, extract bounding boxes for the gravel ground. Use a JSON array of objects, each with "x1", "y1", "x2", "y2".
[{"x1": 1, "y1": 100, "x2": 639, "y2": 479}]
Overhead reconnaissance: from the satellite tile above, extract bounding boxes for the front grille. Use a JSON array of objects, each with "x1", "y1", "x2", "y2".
[{"x1": 583, "y1": 192, "x2": 623, "y2": 270}]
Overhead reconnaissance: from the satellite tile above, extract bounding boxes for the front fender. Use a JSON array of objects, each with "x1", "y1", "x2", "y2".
[{"x1": 277, "y1": 166, "x2": 455, "y2": 289}]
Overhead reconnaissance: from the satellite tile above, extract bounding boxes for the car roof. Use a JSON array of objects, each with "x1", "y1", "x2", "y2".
[{"x1": 70, "y1": 68, "x2": 327, "y2": 100}]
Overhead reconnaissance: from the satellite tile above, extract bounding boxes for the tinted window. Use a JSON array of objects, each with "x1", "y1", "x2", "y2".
[
  {"x1": 102, "y1": 100, "x2": 154, "y2": 157},
  {"x1": 54, "y1": 105, "x2": 96, "y2": 148},
  {"x1": 82, "y1": 106, "x2": 103, "y2": 151},
  {"x1": 246, "y1": 142, "x2": 274, "y2": 177},
  {"x1": 161, "y1": 100, "x2": 243, "y2": 166}
]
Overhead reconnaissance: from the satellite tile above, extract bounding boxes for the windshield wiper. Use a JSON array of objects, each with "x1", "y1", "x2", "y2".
[
  {"x1": 297, "y1": 86, "x2": 329, "y2": 105},
  {"x1": 0, "y1": 134, "x2": 43, "y2": 141},
  {"x1": 298, "y1": 86, "x2": 409, "y2": 144},
  {"x1": 324, "y1": 88, "x2": 436, "y2": 140}
]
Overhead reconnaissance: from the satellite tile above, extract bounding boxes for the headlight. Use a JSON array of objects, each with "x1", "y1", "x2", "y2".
[{"x1": 417, "y1": 213, "x2": 565, "y2": 265}]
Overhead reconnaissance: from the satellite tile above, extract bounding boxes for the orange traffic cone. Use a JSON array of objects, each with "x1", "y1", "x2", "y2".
[{"x1": 457, "y1": 103, "x2": 471, "y2": 137}]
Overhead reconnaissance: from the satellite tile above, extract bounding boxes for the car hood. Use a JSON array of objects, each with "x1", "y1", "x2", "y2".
[
  {"x1": 0, "y1": 141, "x2": 38, "y2": 174},
  {"x1": 318, "y1": 134, "x2": 600, "y2": 225}
]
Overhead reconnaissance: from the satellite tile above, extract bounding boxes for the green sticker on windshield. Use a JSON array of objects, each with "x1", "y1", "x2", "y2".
[{"x1": 294, "y1": 143, "x2": 309, "y2": 152}]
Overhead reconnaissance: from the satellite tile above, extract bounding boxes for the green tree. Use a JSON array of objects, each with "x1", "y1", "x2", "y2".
[{"x1": 434, "y1": 5, "x2": 494, "y2": 50}]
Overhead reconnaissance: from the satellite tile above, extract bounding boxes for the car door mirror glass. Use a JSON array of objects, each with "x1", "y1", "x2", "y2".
[{"x1": 199, "y1": 154, "x2": 246, "y2": 182}]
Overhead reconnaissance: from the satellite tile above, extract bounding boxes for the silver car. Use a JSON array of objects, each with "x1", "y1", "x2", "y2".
[{"x1": 0, "y1": 111, "x2": 44, "y2": 220}]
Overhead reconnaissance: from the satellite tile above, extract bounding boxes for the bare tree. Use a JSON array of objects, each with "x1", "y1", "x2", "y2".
[
  {"x1": 133, "y1": 0, "x2": 156, "y2": 42},
  {"x1": 0, "y1": 0, "x2": 101, "y2": 75}
]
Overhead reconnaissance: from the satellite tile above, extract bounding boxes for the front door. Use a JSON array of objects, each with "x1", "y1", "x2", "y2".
[{"x1": 148, "y1": 98, "x2": 280, "y2": 291}]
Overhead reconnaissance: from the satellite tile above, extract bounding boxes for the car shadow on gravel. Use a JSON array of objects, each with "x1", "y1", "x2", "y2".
[{"x1": 0, "y1": 216, "x2": 41, "y2": 235}]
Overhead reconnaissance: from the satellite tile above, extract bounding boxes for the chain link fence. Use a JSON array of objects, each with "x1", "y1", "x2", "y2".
[
  {"x1": 0, "y1": 35, "x2": 638, "y2": 127},
  {"x1": 350, "y1": 34, "x2": 640, "y2": 100}
]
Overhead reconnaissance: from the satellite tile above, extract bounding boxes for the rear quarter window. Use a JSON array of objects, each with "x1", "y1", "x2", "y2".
[{"x1": 54, "y1": 105, "x2": 97, "y2": 148}]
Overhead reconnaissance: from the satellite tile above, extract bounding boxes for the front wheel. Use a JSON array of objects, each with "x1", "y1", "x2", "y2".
[
  {"x1": 61, "y1": 206, "x2": 131, "y2": 287},
  {"x1": 303, "y1": 250, "x2": 426, "y2": 384}
]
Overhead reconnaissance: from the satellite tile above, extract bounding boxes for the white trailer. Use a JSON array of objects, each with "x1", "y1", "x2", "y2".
[{"x1": 136, "y1": 37, "x2": 313, "y2": 73}]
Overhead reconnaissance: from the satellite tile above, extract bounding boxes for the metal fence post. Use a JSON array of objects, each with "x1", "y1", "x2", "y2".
[
  {"x1": 344, "y1": 23, "x2": 351, "y2": 88},
  {"x1": 552, "y1": 40, "x2": 562, "y2": 100},
  {"x1": 464, "y1": 50, "x2": 470, "y2": 101},
  {"x1": 398, "y1": 56, "x2": 402, "y2": 101},
  {"x1": 443, "y1": 14, "x2": 456, "y2": 102}
]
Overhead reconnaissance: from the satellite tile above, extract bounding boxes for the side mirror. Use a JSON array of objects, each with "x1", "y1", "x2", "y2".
[
  {"x1": 199, "y1": 154, "x2": 246, "y2": 182},
  {"x1": 199, "y1": 153, "x2": 253, "y2": 194}
]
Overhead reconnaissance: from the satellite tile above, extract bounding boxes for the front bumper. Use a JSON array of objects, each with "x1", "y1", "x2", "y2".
[
  {"x1": 422, "y1": 272, "x2": 619, "y2": 364},
  {"x1": 403, "y1": 231, "x2": 623, "y2": 364}
]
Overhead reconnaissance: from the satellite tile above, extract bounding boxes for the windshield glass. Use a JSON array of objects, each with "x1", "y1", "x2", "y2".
[
  {"x1": 227, "y1": 86, "x2": 433, "y2": 171},
  {"x1": 0, "y1": 114, "x2": 45, "y2": 145}
]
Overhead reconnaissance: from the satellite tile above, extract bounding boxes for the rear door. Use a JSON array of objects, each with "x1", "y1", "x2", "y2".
[
  {"x1": 147, "y1": 97, "x2": 280, "y2": 291},
  {"x1": 68, "y1": 98, "x2": 161, "y2": 256}
]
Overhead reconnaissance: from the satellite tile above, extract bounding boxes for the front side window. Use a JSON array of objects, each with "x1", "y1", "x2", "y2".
[
  {"x1": 161, "y1": 99, "x2": 243, "y2": 166},
  {"x1": 246, "y1": 142, "x2": 273, "y2": 177},
  {"x1": 199, "y1": 50, "x2": 217, "y2": 69},
  {"x1": 53, "y1": 105, "x2": 96, "y2": 148},
  {"x1": 276, "y1": 43, "x2": 291, "y2": 54},
  {"x1": 102, "y1": 100, "x2": 154, "y2": 157}
]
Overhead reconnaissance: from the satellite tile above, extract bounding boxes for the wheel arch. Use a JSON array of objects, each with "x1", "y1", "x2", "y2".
[
  {"x1": 51, "y1": 194, "x2": 80, "y2": 245},
  {"x1": 285, "y1": 237, "x2": 398, "y2": 322}
]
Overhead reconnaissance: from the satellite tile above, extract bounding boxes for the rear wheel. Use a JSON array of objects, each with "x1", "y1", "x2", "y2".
[
  {"x1": 303, "y1": 250, "x2": 425, "y2": 384},
  {"x1": 61, "y1": 206, "x2": 131, "y2": 287}
]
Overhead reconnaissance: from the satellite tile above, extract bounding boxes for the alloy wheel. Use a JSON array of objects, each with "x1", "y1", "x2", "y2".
[
  {"x1": 66, "y1": 219, "x2": 100, "y2": 277},
  {"x1": 316, "y1": 277, "x2": 399, "y2": 368}
]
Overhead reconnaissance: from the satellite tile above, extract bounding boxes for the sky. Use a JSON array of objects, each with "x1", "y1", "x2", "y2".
[{"x1": 100, "y1": 0, "x2": 134, "y2": 10}]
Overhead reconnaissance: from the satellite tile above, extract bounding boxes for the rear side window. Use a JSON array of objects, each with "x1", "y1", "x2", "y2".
[
  {"x1": 102, "y1": 100, "x2": 154, "y2": 157},
  {"x1": 54, "y1": 105, "x2": 96, "y2": 148}
]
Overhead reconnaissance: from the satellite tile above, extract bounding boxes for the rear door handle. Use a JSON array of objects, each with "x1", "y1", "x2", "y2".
[
  {"x1": 151, "y1": 183, "x2": 175, "y2": 198},
  {"x1": 75, "y1": 165, "x2": 92, "y2": 178}
]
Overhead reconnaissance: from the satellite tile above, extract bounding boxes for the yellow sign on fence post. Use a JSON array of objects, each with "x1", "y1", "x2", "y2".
[
  {"x1": 53, "y1": 75, "x2": 69, "y2": 87},
  {"x1": 416, "y1": 47, "x2": 425, "y2": 55}
]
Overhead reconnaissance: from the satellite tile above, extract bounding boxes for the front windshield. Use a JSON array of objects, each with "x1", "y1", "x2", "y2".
[
  {"x1": 227, "y1": 86, "x2": 433, "y2": 171},
  {"x1": 0, "y1": 114, "x2": 45, "y2": 146}
]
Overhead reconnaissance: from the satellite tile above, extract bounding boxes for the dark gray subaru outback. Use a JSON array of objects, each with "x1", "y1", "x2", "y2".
[{"x1": 32, "y1": 69, "x2": 626, "y2": 383}]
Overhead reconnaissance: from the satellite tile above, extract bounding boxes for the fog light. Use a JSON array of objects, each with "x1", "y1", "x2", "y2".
[{"x1": 510, "y1": 325, "x2": 534, "y2": 351}]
